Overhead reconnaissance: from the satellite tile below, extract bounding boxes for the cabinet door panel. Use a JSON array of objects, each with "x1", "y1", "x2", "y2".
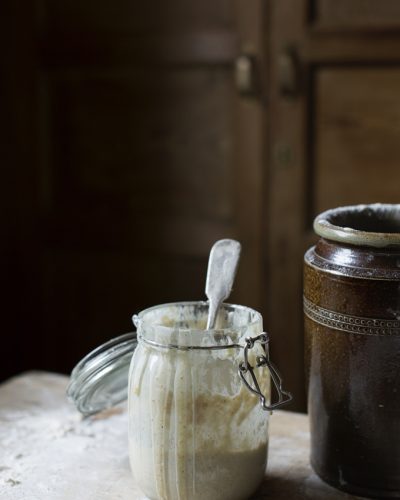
[
  {"x1": 41, "y1": 0, "x2": 233, "y2": 35},
  {"x1": 2, "y1": 0, "x2": 268, "y2": 383},
  {"x1": 43, "y1": 68, "x2": 234, "y2": 252},
  {"x1": 39, "y1": 1, "x2": 236, "y2": 67},
  {"x1": 312, "y1": 0, "x2": 400, "y2": 30},
  {"x1": 315, "y1": 68, "x2": 400, "y2": 215}
]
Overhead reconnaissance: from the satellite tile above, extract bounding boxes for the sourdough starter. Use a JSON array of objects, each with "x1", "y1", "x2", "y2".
[{"x1": 128, "y1": 302, "x2": 270, "y2": 500}]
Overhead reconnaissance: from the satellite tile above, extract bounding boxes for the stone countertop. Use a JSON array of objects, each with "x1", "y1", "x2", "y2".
[{"x1": 0, "y1": 372, "x2": 364, "y2": 500}]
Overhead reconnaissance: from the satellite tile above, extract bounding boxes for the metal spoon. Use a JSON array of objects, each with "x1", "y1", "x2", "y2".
[{"x1": 205, "y1": 239, "x2": 242, "y2": 330}]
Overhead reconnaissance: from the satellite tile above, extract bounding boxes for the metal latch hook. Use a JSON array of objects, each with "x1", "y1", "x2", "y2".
[{"x1": 239, "y1": 333, "x2": 293, "y2": 411}]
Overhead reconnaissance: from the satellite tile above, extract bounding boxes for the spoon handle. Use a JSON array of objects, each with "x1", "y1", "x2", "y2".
[{"x1": 205, "y1": 239, "x2": 241, "y2": 330}]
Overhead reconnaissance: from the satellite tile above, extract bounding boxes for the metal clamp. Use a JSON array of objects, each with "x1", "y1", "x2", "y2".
[{"x1": 239, "y1": 333, "x2": 292, "y2": 411}]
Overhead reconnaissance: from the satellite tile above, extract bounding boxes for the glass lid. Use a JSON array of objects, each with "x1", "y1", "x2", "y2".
[{"x1": 67, "y1": 332, "x2": 137, "y2": 416}]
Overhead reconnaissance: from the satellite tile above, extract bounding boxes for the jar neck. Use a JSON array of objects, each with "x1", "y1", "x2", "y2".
[
  {"x1": 306, "y1": 238, "x2": 400, "y2": 280},
  {"x1": 314, "y1": 204, "x2": 400, "y2": 249},
  {"x1": 133, "y1": 301, "x2": 263, "y2": 349}
]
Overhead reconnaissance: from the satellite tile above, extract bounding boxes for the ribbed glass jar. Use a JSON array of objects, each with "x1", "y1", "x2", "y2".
[{"x1": 128, "y1": 301, "x2": 270, "y2": 500}]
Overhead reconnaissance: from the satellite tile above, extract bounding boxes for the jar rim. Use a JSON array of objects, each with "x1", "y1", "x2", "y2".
[
  {"x1": 134, "y1": 301, "x2": 263, "y2": 337},
  {"x1": 314, "y1": 203, "x2": 400, "y2": 248}
]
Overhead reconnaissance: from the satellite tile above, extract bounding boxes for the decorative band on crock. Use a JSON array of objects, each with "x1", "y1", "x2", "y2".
[{"x1": 304, "y1": 297, "x2": 400, "y2": 336}]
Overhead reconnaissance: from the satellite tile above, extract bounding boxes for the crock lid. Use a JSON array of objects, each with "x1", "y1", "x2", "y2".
[
  {"x1": 66, "y1": 332, "x2": 137, "y2": 416},
  {"x1": 314, "y1": 203, "x2": 400, "y2": 248}
]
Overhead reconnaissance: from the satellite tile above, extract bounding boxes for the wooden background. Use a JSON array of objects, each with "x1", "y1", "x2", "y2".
[{"x1": 2, "y1": 0, "x2": 400, "y2": 411}]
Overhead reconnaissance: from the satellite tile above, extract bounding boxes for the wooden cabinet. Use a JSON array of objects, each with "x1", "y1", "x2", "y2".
[
  {"x1": 267, "y1": 0, "x2": 400, "y2": 410},
  {"x1": 1, "y1": 1, "x2": 265, "y2": 382},
  {"x1": 2, "y1": 1, "x2": 400, "y2": 411}
]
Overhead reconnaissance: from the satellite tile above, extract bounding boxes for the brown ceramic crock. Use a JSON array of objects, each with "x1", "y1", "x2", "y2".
[{"x1": 304, "y1": 203, "x2": 400, "y2": 498}]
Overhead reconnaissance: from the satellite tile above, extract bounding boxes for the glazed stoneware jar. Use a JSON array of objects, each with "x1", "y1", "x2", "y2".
[{"x1": 304, "y1": 204, "x2": 400, "y2": 498}]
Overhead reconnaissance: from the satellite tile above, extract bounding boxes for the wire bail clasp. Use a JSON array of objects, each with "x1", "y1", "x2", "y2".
[{"x1": 238, "y1": 333, "x2": 292, "y2": 411}]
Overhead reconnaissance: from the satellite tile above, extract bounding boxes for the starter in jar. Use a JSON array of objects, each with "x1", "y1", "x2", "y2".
[{"x1": 128, "y1": 302, "x2": 270, "y2": 500}]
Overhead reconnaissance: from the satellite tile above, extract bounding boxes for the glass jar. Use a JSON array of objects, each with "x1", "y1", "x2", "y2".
[{"x1": 68, "y1": 301, "x2": 291, "y2": 500}]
